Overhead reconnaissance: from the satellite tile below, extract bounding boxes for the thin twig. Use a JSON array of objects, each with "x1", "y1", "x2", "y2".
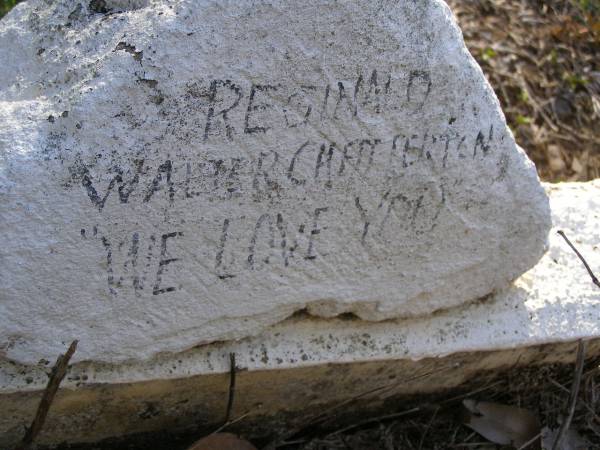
[
  {"x1": 262, "y1": 363, "x2": 457, "y2": 449},
  {"x1": 517, "y1": 431, "x2": 541, "y2": 450},
  {"x1": 439, "y1": 380, "x2": 505, "y2": 405},
  {"x1": 319, "y1": 364, "x2": 453, "y2": 427},
  {"x1": 450, "y1": 443, "x2": 497, "y2": 448},
  {"x1": 556, "y1": 230, "x2": 600, "y2": 288},
  {"x1": 551, "y1": 230, "x2": 596, "y2": 448},
  {"x1": 418, "y1": 405, "x2": 439, "y2": 450},
  {"x1": 16, "y1": 340, "x2": 78, "y2": 450},
  {"x1": 549, "y1": 377, "x2": 572, "y2": 394},
  {"x1": 213, "y1": 411, "x2": 252, "y2": 434},
  {"x1": 549, "y1": 377, "x2": 600, "y2": 422},
  {"x1": 327, "y1": 407, "x2": 422, "y2": 436},
  {"x1": 211, "y1": 353, "x2": 249, "y2": 435},
  {"x1": 552, "y1": 339, "x2": 587, "y2": 450},
  {"x1": 223, "y1": 352, "x2": 236, "y2": 426}
]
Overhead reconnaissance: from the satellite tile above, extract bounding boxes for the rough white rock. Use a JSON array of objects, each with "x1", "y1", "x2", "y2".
[
  {"x1": 0, "y1": 0, "x2": 550, "y2": 363},
  {"x1": 0, "y1": 181, "x2": 597, "y2": 448}
]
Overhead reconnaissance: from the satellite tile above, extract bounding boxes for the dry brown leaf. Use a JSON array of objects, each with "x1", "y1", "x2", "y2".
[
  {"x1": 462, "y1": 399, "x2": 541, "y2": 449},
  {"x1": 571, "y1": 156, "x2": 584, "y2": 175},
  {"x1": 547, "y1": 144, "x2": 566, "y2": 172},
  {"x1": 187, "y1": 432, "x2": 257, "y2": 450}
]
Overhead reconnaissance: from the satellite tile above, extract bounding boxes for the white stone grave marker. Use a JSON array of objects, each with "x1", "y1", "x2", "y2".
[{"x1": 0, "y1": 0, "x2": 550, "y2": 363}]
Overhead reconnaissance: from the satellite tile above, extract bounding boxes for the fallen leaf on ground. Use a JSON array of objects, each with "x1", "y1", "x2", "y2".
[
  {"x1": 187, "y1": 432, "x2": 257, "y2": 450},
  {"x1": 462, "y1": 399, "x2": 541, "y2": 448}
]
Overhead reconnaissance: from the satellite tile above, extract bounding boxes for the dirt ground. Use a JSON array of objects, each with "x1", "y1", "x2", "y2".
[
  {"x1": 284, "y1": 360, "x2": 600, "y2": 450},
  {"x1": 447, "y1": 0, "x2": 600, "y2": 183}
]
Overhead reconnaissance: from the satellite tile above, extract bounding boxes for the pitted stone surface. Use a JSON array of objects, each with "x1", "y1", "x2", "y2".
[{"x1": 0, "y1": 0, "x2": 550, "y2": 363}]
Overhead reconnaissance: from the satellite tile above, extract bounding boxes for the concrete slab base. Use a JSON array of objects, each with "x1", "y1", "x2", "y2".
[
  {"x1": 1, "y1": 181, "x2": 599, "y2": 447},
  {"x1": 2, "y1": 340, "x2": 600, "y2": 448}
]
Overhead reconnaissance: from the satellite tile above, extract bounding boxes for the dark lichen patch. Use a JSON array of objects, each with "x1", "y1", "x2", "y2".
[
  {"x1": 89, "y1": 0, "x2": 111, "y2": 14},
  {"x1": 138, "y1": 402, "x2": 160, "y2": 420},
  {"x1": 68, "y1": 3, "x2": 84, "y2": 21},
  {"x1": 138, "y1": 78, "x2": 158, "y2": 89},
  {"x1": 137, "y1": 78, "x2": 165, "y2": 104},
  {"x1": 150, "y1": 94, "x2": 165, "y2": 105},
  {"x1": 114, "y1": 41, "x2": 143, "y2": 62},
  {"x1": 260, "y1": 345, "x2": 269, "y2": 364}
]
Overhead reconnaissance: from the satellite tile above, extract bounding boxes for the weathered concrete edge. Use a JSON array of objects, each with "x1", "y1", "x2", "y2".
[
  {"x1": 1, "y1": 180, "x2": 598, "y2": 394},
  {"x1": 2, "y1": 339, "x2": 599, "y2": 447}
]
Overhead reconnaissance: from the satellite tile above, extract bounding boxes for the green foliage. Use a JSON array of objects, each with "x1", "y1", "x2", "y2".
[
  {"x1": 480, "y1": 47, "x2": 497, "y2": 62},
  {"x1": 516, "y1": 114, "x2": 532, "y2": 126},
  {"x1": 0, "y1": 0, "x2": 21, "y2": 18},
  {"x1": 573, "y1": 0, "x2": 600, "y2": 14},
  {"x1": 548, "y1": 48, "x2": 559, "y2": 66},
  {"x1": 563, "y1": 72, "x2": 589, "y2": 90},
  {"x1": 517, "y1": 88, "x2": 529, "y2": 104}
]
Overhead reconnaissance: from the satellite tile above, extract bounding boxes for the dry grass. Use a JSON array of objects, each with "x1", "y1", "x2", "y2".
[
  {"x1": 286, "y1": 361, "x2": 600, "y2": 450},
  {"x1": 447, "y1": 0, "x2": 600, "y2": 182}
]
